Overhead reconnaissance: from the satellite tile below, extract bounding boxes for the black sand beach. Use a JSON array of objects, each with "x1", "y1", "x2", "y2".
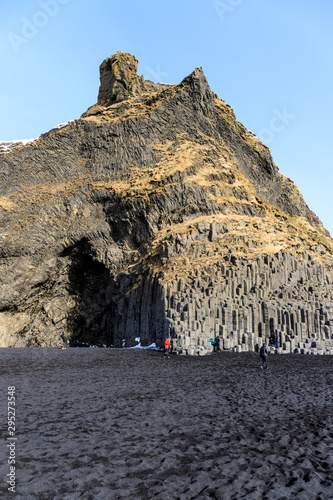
[{"x1": 1, "y1": 348, "x2": 333, "y2": 499}]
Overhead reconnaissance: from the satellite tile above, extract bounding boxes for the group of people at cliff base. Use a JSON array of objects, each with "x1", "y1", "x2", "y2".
[
  {"x1": 163, "y1": 335, "x2": 269, "y2": 369},
  {"x1": 210, "y1": 335, "x2": 269, "y2": 369}
]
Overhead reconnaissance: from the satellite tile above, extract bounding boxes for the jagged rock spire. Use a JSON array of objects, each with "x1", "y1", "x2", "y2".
[{"x1": 97, "y1": 51, "x2": 145, "y2": 106}]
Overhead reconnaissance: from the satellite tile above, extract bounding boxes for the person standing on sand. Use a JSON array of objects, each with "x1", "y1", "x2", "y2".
[
  {"x1": 60, "y1": 334, "x2": 68, "y2": 350},
  {"x1": 164, "y1": 337, "x2": 171, "y2": 358},
  {"x1": 260, "y1": 343, "x2": 268, "y2": 369}
]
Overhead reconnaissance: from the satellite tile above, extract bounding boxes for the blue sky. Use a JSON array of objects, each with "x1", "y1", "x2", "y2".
[{"x1": 1, "y1": 0, "x2": 333, "y2": 233}]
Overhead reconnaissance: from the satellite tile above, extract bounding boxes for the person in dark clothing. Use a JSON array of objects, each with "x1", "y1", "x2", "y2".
[
  {"x1": 273, "y1": 332, "x2": 279, "y2": 348},
  {"x1": 259, "y1": 343, "x2": 268, "y2": 369},
  {"x1": 60, "y1": 334, "x2": 68, "y2": 350},
  {"x1": 214, "y1": 335, "x2": 221, "y2": 352}
]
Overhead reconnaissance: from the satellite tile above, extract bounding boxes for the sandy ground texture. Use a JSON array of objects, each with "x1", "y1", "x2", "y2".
[{"x1": 0, "y1": 348, "x2": 333, "y2": 500}]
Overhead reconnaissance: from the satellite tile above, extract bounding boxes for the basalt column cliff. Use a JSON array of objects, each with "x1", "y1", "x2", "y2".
[{"x1": 1, "y1": 51, "x2": 333, "y2": 353}]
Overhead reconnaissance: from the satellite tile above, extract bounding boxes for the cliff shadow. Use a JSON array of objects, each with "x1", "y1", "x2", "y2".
[{"x1": 61, "y1": 238, "x2": 118, "y2": 347}]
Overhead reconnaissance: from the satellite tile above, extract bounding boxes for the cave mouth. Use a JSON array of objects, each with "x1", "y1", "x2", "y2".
[{"x1": 61, "y1": 239, "x2": 119, "y2": 347}]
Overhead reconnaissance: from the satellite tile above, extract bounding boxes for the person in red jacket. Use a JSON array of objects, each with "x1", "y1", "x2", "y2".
[{"x1": 164, "y1": 337, "x2": 171, "y2": 358}]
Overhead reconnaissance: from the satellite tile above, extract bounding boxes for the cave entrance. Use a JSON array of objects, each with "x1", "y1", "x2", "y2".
[{"x1": 61, "y1": 239, "x2": 118, "y2": 347}]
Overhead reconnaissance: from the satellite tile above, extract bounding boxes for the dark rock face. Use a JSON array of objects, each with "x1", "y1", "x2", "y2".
[
  {"x1": 95, "y1": 51, "x2": 170, "y2": 110},
  {"x1": 0, "y1": 52, "x2": 333, "y2": 351},
  {"x1": 97, "y1": 51, "x2": 145, "y2": 106}
]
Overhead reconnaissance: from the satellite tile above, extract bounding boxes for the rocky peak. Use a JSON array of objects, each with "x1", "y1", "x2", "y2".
[
  {"x1": 180, "y1": 66, "x2": 210, "y2": 91},
  {"x1": 97, "y1": 51, "x2": 146, "y2": 106}
]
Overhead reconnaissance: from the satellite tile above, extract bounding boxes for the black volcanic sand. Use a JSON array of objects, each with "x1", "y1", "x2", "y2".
[{"x1": 1, "y1": 349, "x2": 333, "y2": 500}]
